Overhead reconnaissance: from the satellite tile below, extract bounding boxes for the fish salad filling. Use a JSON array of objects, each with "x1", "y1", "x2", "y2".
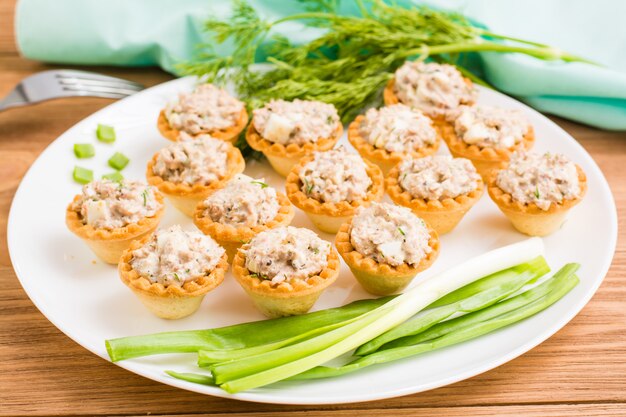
[
  {"x1": 72, "y1": 179, "x2": 161, "y2": 230},
  {"x1": 393, "y1": 61, "x2": 476, "y2": 118},
  {"x1": 164, "y1": 84, "x2": 244, "y2": 134},
  {"x1": 252, "y1": 99, "x2": 340, "y2": 146},
  {"x1": 243, "y1": 226, "x2": 331, "y2": 285},
  {"x1": 202, "y1": 174, "x2": 280, "y2": 227},
  {"x1": 152, "y1": 136, "x2": 229, "y2": 185},
  {"x1": 398, "y1": 155, "x2": 480, "y2": 200},
  {"x1": 454, "y1": 105, "x2": 529, "y2": 149},
  {"x1": 359, "y1": 104, "x2": 437, "y2": 153},
  {"x1": 130, "y1": 225, "x2": 225, "y2": 287},
  {"x1": 299, "y1": 148, "x2": 372, "y2": 203},
  {"x1": 350, "y1": 202, "x2": 432, "y2": 267},
  {"x1": 496, "y1": 151, "x2": 581, "y2": 211}
]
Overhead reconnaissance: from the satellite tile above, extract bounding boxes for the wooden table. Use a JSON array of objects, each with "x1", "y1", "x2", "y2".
[{"x1": 1, "y1": 1, "x2": 626, "y2": 416}]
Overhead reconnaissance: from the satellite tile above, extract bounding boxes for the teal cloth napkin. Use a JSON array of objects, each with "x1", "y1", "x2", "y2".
[{"x1": 15, "y1": 0, "x2": 626, "y2": 130}]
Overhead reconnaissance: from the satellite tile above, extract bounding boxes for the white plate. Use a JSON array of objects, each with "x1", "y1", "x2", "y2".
[{"x1": 8, "y1": 76, "x2": 617, "y2": 405}]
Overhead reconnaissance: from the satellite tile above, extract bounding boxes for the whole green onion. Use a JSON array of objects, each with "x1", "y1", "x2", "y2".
[
  {"x1": 105, "y1": 297, "x2": 392, "y2": 362},
  {"x1": 292, "y1": 264, "x2": 579, "y2": 380}
]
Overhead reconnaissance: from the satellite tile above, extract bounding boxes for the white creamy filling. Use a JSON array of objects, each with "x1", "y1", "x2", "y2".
[
  {"x1": 152, "y1": 135, "x2": 229, "y2": 185},
  {"x1": 130, "y1": 225, "x2": 225, "y2": 286},
  {"x1": 202, "y1": 174, "x2": 280, "y2": 227},
  {"x1": 496, "y1": 151, "x2": 581, "y2": 210},
  {"x1": 350, "y1": 202, "x2": 432, "y2": 267},
  {"x1": 252, "y1": 99, "x2": 340, "y2": 145},
  {"x1": 299, "y1": 148, "x2": 372, "y2": 203},
  {"x1": 243, "y1": 226, "x2": 331, "y2": 285},
  {"x1": 73, "y1": 179, "x2": 160, "y2": 230},
  {"x1": 399, "y1": 155, "x2": 480, "y2": 200},
  {"x1": 393, "y1": 61, "x2": 476, "y2": 118},
  {"x1": 164, "y1": 84, "x2": 244, "y2": 134},
  {"x1": 454, "y1": 105, "x2": 529, "y2": 149},
  {"x1": 359, "y1": 104, "x2": 437, "y2": 153}
]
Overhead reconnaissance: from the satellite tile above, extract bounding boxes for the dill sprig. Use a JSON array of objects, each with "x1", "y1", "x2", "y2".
[{"x1": 179, "y1": 0, "x2": 593, "y2": 125}]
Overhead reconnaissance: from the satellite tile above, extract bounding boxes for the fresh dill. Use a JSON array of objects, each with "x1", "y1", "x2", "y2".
[
  {"x1": 250, "y1": 180, "x2": 269, "y2": 188},
  {"x1": 534, "y1": 186, "x2": 541, "y2": 199},
  {"x1": 250, "y1": 272, "x2": 269, "y2": 280},
  {"x1": 397, "y1": 227, "x2": 406, "y2": 236},
  {"x1": 179, "y1": 0, "x2": 591, "y2": 128}
]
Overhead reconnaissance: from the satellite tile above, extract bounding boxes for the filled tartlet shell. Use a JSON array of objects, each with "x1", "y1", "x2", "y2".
[
  {"x1": 231, "y1": 248, "x2": 340, "y2": 318},
  {"x1": 348, "y1": 114, "x2": 441, "y2": 175},
  {"x1": 383, "y1": 77, "x2": 475, "y2": 127},
  {"x1": 157, "y1": 108, "x2": 249, "y2": 143},
  {"x1": 65, "y1": 192, "x2": 165, "y2": 264},
  {"x1": 285, "y1": 153, "x2": 385, "y2": 233},
  {"x1": 145, "y1": 144, "x2": 245, "y2": 217},
  {"x1": 487, "y1": 165, "x2": 587, "y2": 236},
  {"x1": 193, "y1": 192, "x2": 295, "y2": 262},
  {"x1": 118, "y1": 237, "x2": 228, "y2": 319},
  {"x1": 335, "y1": 220, "x2": 440, "y2": 296},
  {"x1": 245, "y1": 121, "x2": 343, "y2": 177},
  {"x1": 440, "y1": 122, "x2": 535, "y2": 181},
  {"x1": 385, "y1": 163, "x2": 484, "y2": 234}
]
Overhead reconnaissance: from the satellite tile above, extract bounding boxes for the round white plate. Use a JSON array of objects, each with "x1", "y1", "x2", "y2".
[{"x1": 8, "y1": 76, "x2": 617, "y2": 404}]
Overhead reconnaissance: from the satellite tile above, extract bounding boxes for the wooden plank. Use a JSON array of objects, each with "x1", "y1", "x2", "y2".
[
  {"x1": 0, "y1": 0, "x2": 17, "y2": 55},
  {"x1": 125, "y1": 404, "x2": 626, "y2": 417}
]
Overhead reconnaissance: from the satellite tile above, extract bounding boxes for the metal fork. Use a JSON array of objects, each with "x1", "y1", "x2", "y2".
[{"x1": 0, "y1": 69, "x2": 145, "y2": 112}]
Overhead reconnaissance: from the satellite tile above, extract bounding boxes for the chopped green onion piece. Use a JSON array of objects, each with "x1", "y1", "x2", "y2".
[
  {"x1": 102, "y1": 171, "x2": 124, "y2": 182},
  {"x1": 97, "y1": 124, "x2": 116, "y2": 143},
  {"x1": 73, "y1": 143, "x2": 95, "y2": 159},
  {"x1": 250, "y1": 180, "x2": 268, "y2": 188},
  {"x1": 73, "y1": 166, "x2": 93, "y2": 184},
  {"x1": 108, "y1": 152, "x2": 129, "y2": 170}
]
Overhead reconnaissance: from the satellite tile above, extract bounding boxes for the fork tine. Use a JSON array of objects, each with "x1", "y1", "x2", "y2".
[
  {"x1": 58, "y1": 77, "x2": 144, "y2": 91},
  {"x1": 62, "y1": 85, "x2": 142, "y2": 96},
  {"x1": 54, "y1": 70, "x2": 145, "y2": 89},
  {"x1": 69, "y1": 91, "x2": 130, "y2": 99}
]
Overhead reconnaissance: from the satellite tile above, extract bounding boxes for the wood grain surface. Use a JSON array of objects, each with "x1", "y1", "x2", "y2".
[{"x1": 1, "y1": 1, "x2": 625, "y2": 416}]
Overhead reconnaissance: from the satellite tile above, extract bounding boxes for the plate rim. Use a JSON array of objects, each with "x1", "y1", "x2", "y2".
[{"x1": 7, "y1": 76, "x2": 618, "y2": 405}]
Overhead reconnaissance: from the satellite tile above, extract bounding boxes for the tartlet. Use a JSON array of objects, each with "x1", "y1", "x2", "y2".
[
  {"x1": 245, "y1": 99, "x2": 343, "y2": 176},
  {"x1": 285, "y1": 149, "x2": 385, "y2": 233},
  {"x1": 442, "y1": 105, "x2": 535, "y2": 180},
  {"x1": 118, "y1": 226, "x2": 228, "y2": 319},
  {"x1": 193, "y1": 176, "x2": 295, "y2": 261},
  {"x1": 157, "y1": 84, "x2": 248, "y2": 143},
  {"x1": 347, "y1": 104, "x2": 442, "y2": 175},
  {"x1": 232, "y1": 226, "x2": 340, "y2": 318},
  {"x1": 386, "y1": 156, "x2": 484, "y2": 234},
  {"x1": 146, "y1": 136, "x2": 245, "y2": 216},
  {"x1": 157, "y1": 109, "x2": 248, "y2": 143},
  {"x1": 335, "y1": 204, "x2": 440, "y2": 295},
  {"x1": 66, "y1": 180, "x2": 164, "y2": 264},
  {"x1": 487, "y1": 152, "x2": 587, "y2": 236},
  {"x1": 383, "y1": 61, "x2": 475, "y2": 126}
]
